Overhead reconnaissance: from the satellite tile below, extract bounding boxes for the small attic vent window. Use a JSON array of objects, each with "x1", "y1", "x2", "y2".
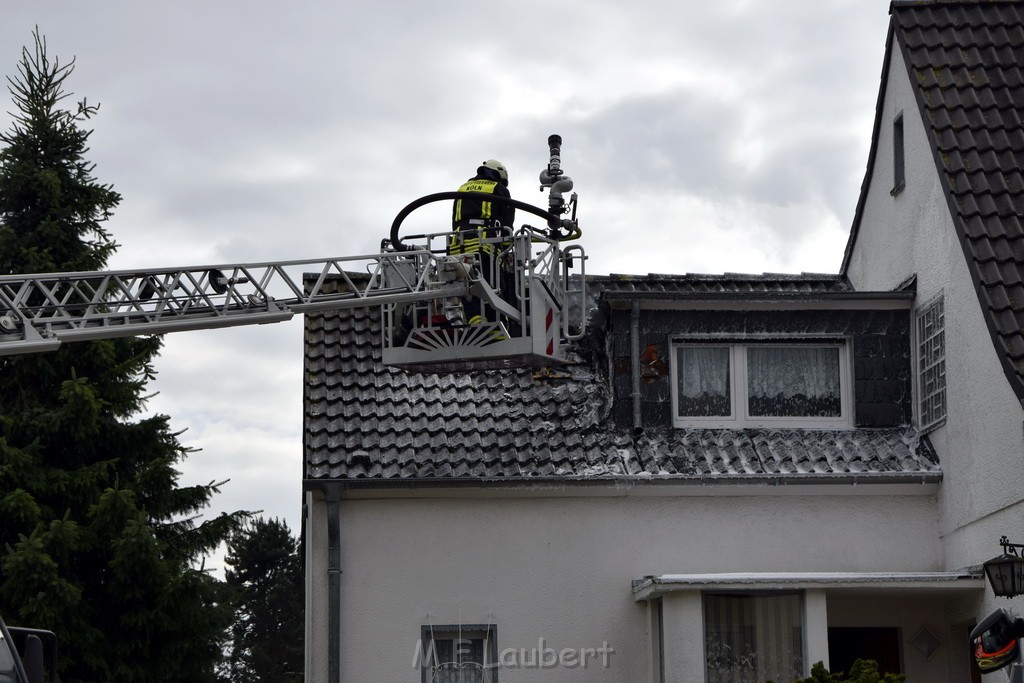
[{"x1": 891, "y1": 113, "x2": 906, "y2": 196}]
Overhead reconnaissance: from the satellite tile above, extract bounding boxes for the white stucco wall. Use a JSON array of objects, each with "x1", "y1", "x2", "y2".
[
  {"x1": 305, "y1": 487, "x2": 942, "y2": 682},
  {"x1": 662, "y1": 591, "x2": 704, "y2": 681},
  {"x1": 844, "y1": 42, "x2": 1024, "y2": 634}
]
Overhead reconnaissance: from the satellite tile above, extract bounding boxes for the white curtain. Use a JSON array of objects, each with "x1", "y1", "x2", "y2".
[
  {"x1": 429, "y1": 637, "x2": 489, "y2": 683},
  {"x1": 677, "y1": 346, "x2": 731, "y2": 416},
  {"x1": 705, "y1": 593, "x2": 804, "y2": 683},
  {"x1": 430, "y1": 662, "x2": 488, "y2": 683},
  {"x1": 747, "y1": 347, "x2": 840, "y2": 417}
]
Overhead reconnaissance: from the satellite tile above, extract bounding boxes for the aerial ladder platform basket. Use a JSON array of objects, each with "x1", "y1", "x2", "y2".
[
  {"x1": 380, "y1": 225, "x2": 586, "y2": 372},
  {"x1": 0, "y1": 135, "x2": 586, "y2": 373}
]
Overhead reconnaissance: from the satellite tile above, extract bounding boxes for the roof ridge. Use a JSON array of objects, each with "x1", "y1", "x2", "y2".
[
  {"x1": 604, "y1": 272, "x2": 846, "y2": 280},
  {"x1": 891, "y1": 0, "x2": 1024, "y2": 6}
]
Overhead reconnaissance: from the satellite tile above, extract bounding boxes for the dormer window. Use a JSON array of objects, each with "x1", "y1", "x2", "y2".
[{"x1": 671, "y1": 340, "x2": 852, "y2": 429}]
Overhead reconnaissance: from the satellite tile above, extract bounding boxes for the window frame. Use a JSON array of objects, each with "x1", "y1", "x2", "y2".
[
  {"x1": 420, "y1": 623, "x2": 498, "y2": 683},
  {"x1": 670, "y1": 337, "x2": 853, "y2": 429},
  {"x1": 915, "y1": 293, "x2": 946, "y2": 434}
]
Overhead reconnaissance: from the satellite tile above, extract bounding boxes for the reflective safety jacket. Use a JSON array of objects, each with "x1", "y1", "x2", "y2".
[{"x1": 450, "y1": 173, "x2": 515, "y2": 256}]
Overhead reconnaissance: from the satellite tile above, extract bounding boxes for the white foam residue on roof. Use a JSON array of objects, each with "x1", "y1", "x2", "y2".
[
  {"x1": 618, "y1": 447, "x2": 633, "y2": 472},
  {"x1": 577, "y1": 462, "x2": 611, "y2": 477}
]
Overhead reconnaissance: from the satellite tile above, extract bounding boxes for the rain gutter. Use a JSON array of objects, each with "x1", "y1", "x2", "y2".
[{"x1": 320, "y1": 471, "x2": 943, "y2": 492}]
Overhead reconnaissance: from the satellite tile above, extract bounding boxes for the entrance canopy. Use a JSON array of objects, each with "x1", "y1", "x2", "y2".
[{"x1": 632, "y1": 571, "x2": 985, "y2": 601}]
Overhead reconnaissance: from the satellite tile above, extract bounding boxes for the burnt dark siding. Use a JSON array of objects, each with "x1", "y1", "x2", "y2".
[{"x1": 609, "y1": 308, "x2": 912, "y2": 430}]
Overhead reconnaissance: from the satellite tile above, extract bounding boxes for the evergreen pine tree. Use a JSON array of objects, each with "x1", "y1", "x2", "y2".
[
  {"x1": 0, "y1": 30, "x2": 246, "y2": 682},
  {"x1": 225, "y1": 516, "x2": 304, "y2": 683}
]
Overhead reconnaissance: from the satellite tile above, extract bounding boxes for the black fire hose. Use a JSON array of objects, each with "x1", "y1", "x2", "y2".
[{"x1": 388, "y1": 192, "x2": 569, "y2": 252}]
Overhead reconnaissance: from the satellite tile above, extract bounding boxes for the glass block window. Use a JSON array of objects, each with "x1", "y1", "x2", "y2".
[
  {"x1": 917, "y1": 296, "x2": 946, "y2": 432},
  {"x1": 704, "y1": 592, "x2": 804, "y2": 683},
  {"x1": 672, "y1": 341, "x2": 850, "y2": 428}
]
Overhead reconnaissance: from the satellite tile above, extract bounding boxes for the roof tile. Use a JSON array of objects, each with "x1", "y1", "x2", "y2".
[{"x1": 893, "y1": 0, "x2": 1024, "y2": 403}]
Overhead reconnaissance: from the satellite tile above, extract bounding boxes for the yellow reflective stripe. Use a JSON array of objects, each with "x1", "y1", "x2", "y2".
[
  {"x1": 455, "y1": 179, "x2": 498, "y2": 229},
  {"x1": 458, "y1": 180, "x2": 498, "y2": 194},
  {"x1": 448, "y1": 243, "x2": 498, "y2": 256}
]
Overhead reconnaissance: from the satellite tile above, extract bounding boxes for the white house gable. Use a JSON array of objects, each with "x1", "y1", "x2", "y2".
[
  {"x1": 843, "y1": 31, "x2": 961, "y2": 297},
  {"x1": 842, "y1": 5, "x2": 1024, "y2": 678}
]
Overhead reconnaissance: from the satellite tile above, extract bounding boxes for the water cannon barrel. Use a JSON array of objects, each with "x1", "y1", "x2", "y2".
[{"x1": 547, "y1": 134, "x2": 563, "y2": 178}]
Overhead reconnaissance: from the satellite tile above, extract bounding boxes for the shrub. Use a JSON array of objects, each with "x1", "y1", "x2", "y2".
[{"x1": 766, "y1": 659, "x2": 907, "y2": 683}]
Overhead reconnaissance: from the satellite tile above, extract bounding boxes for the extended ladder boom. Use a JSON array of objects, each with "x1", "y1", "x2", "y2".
[
  {"x1": 0, "y1": 133, "x2": 588, "y2": 371},
  {"x1": 0, "y1": 250, "x2": 468, "y2": 355}
]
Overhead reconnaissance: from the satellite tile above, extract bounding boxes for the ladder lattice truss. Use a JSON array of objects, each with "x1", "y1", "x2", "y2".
[{"x1": 0, "y1": 250, "x2": 466, "y2": 355}]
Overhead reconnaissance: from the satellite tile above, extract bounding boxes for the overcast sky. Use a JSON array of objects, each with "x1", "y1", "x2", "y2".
[{"x1": 2, "y1": 0, "x2": 895, "y2": 571}]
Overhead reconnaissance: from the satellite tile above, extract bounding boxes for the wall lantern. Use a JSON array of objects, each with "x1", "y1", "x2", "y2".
[{"x1": 984, "y1": 536, "x2": 1024, "y2": 598}]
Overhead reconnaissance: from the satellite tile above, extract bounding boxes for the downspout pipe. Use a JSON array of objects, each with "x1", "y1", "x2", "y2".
[
  {"x1": 327, "y1": 487, "x2": 342, "y2": 683},
  {"x1": 631, "y1": 302, "x2": 643, "y2": 435}
]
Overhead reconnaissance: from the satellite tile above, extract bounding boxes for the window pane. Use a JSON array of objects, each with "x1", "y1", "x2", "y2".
[
  {"x1": 747, "y1": 347, "x2": 841, "y2": 417},
  {"x1": 430, "y1": 637, "x2": 486, "y2": 683},
  {"x1": 677, "y1": 347, "x2": 731, "y2": 417},
  {"x1": 705, "y1": 593, "x2": 803, "y2": 683},
  {"x1": 893, "y1": 114, "x2": 905, "y2": 190}
]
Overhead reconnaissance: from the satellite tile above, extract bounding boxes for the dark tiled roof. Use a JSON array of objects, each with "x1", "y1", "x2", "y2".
[
  {"x1": 599, "y1": 272, "x2": 854, "y2": 297},
  {"x1": 304, "y1": 275, "x2": 939, "y2": 484},
  {"x1": 846, "y1": 0, "x2": 1024, "y2": 403}
]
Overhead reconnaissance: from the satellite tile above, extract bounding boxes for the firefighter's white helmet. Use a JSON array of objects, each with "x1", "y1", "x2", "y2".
[{"x1": 480, "y1": 159, "x2": 508, "y2": 184}]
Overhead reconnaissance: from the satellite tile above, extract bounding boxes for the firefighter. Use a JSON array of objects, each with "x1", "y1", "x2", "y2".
[{"x1": 450, "y1": 159, "x2": 516, "y2": 327}]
